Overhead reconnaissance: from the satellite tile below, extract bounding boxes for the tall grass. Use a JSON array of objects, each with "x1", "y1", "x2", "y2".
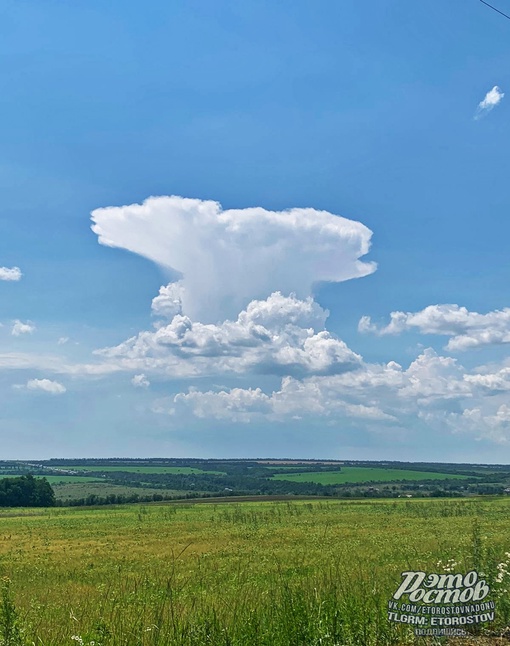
[{"x1": 0, "y1": 498, "x2": 508, "y2": 645}]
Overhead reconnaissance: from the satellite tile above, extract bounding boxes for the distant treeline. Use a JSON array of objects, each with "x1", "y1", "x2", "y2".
[
  {"x1": 0, "y1": 475, "x2": 55, "y2": 507},
  {"x1": 106, "y1": 471, "x2": 337, "y2": 496}
]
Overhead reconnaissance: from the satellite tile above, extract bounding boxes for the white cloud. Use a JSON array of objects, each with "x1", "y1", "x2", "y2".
[
  {"x1": 171, "y1": 349, "x2": 459, "y2": 424},
  {"x1": 11, "y1": 320, "x2": 36, "y2": 336},
  {"x1": 4, "y1": 310, "x2": 503, "y2": 442},
  {"x1": 464, "y1": 366, "x2": 510, "y2": 393},
  {"x1": 175, "y1": 387, "x2": 272, "y2": 423},
  {"x1": 359, "y1": 304, "x2": 510, "y2": 351},
  {"x1": 131, "y1": 373, "x2": 150, "y2": 388},
  {"x1": 57, "y1": 337, "x2": 69, "y2": 345},
  {"x1": 26, "y1": 378, "x2": 66, "y2": 395},
  {"x1": 173, "y1": 372, "x2": 397, "y2": 424},
  {"x1": 91, "y1": 196, "x2": 376, "y2": 322},
  {"x1": 0, "y1": 352, "x2": 134, "y2": 376},
  {"x1": 439, "y1": 404, "x2": 510, "y2": 445},
  {"x1": 97, "y1": 292, "x2": 362, "y2": 378},
  {"x1": 6, "y1": 191, "x2": 510, "y2": 446},
  {"x1": 0, "y1": 294, "x2": 360, "y2": 382},
  {"x1": 398, "y1": 348, "x2": 471, "y2": 403},
  {"x1": 0, "y1": 266, "x2": 22, "y2": 281},
  {"x1": 239, "y1": 291, "x2": 328, "y2": 330},
  {"x1": 475, "y1": 85, "x2": 504, "y2": 119},
  {"x1": 169, "y1": 348, "x2": 510, "y2": 443},
  {"x1": 152, "y1": 282, "x2": 185, "y2": 319}
]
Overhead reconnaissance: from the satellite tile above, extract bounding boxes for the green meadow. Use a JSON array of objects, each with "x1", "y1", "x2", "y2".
[
  {"x1": 0, "y1": 497, "x2": 509, "y2": 645},
  {"x1": 50, "y1": 482, "x2": 192, "y2": 502},
  {"x1": 272, "y1": 467, "x2": 468, "y2": 485}
]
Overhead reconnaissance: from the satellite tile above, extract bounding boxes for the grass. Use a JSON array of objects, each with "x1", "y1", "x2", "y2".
[
  {"x1": 272, "y1": 466, "x2": 469, "y2": 484},
  {"x1": 50, "y1": 482, "x2": 194, "y2": 502},
  {"x1": 0, "y1": 497, "x2": 508, "y2": 645}
]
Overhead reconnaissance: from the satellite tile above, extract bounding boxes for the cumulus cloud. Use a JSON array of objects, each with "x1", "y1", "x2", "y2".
[
  {"x1": 171, "y1": 349, "x2": 462, "y2": 424},
  {"x1": 464, "y1": 366, "x2": 510, "y2": 393},
  {"x1": 175, "y1": 387, "x2": 272, "y2": 423},
  {"x1": 97, "y1": 292, "x2": 362, "y2": 378},
  {"x1": 439, "y1": 404, "x2": 510, "y2": 444},
  {"x1": 11, "y1": 320, "x2": 36, "y2": 336},
  {"x1": 169, "y1": 348, "x2": 510, "y2": 443},
  {"x1": 131, "y1": 373, "x2": 150, "y2": 388},
  {"x1": 359, "y1": 304, "x2": 510, "y2": 351},
  {"x1": 475, "y1": 85, "x2": 504, "y2": 119},
  {"x1": 398, "y1": 348, "x2": 471, "y2": 403},
  {"x1": 26, "y1": 378, "x2": 66, "y2": 395},
  {"x1": 0, "y1": 266, "x2": 22, "y2": 281},
  {"x1": 152, "y1": 282, "x2": 185, "y2": 319},
  {"x1": 91, "y1": 196, "x2": 376, "y2": 322}
]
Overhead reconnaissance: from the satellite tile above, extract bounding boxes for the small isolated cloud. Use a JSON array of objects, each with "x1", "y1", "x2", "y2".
[
  {"x1": 131, "y1": 373, "x2": 150, "y2": 388},
  {"x1": 11, "y1": 320, "x2": 36, "y2": 336},
  {"x1": 475, "y1": 86, "x2": 504, "y2": 120},
  {"x1": 57, "y1": 337, "x2": 69, "y2": 345},
  {"x1": 91, "y1": 196, "x2": 376, "y2": 322},
  {"x1": 0, "y1": 266, "x2": 22, "y2": 281},
  {"x1": 26, "y1": 378, "x2": 66, "y2": 395}
]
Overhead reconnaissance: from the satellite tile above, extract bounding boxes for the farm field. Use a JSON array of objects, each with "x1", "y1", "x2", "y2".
[
  {"x1": 0, "y1": 497, "x2": 509, "y2": 645},
  {"x1": 3, "y1": 458, "x2": 510, "y2": 501},
  {"x1": 61, "y1": 466, "x2": 226, "y2": 475},
  {"x1": 50, "y1": 482, "x2": 195, "y2": 502},
  {"x1": 272, "y1": 466, "x2": 468, "y2": 484}
]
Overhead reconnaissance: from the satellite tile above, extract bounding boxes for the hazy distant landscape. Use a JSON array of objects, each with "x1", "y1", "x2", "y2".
[{"x1": 1, "y1": 458, "x2": 509, "y2": 507}]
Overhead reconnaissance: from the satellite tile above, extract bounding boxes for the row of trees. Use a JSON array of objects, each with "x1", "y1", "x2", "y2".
[
  {"x1": 104, "y1": 471, "x2": 338, "y2": 496},
  {"x1": 0, "y1": 475, "x2": 55, "y2": 507}
]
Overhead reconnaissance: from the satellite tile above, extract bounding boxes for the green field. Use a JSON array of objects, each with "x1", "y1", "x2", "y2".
[
  {"x1": 272, "y1": 466, "x2": 468, "y2": 484},
  {"x1": 50, "y1": 481, "x2": 196, "y2": 502},
  {"x1": 51, "y1": 465, "x2": 226, "y2": 475},
  {"x1": 0, "y1": 497, "x2": 508, "y2": 645}
]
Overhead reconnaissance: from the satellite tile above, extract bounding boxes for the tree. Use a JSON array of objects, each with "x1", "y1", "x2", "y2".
[{"x1": 0, "y1": 475, "x2": 56, "y2": 507}]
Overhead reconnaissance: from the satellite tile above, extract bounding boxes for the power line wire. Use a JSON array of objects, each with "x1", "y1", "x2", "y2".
[{"x1": 479, "y1": 0, "x2": 510, "y2": 20}]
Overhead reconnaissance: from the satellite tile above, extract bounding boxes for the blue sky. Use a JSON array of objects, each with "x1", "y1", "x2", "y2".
[{"x1": 1, "y1": 0, "x2": 510, "y2": 461}]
